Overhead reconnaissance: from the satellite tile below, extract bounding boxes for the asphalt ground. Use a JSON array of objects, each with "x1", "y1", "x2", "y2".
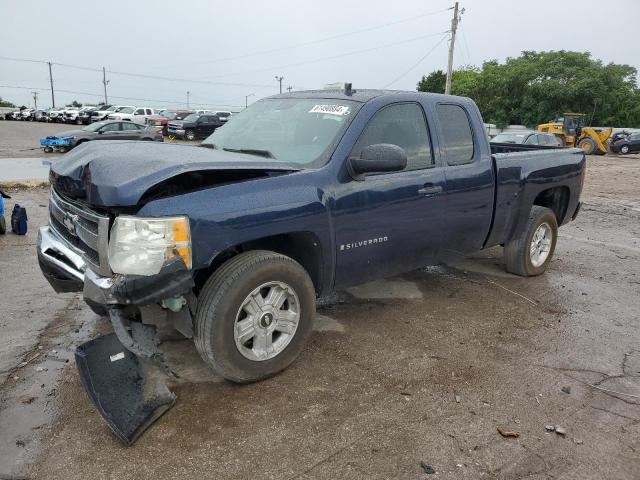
[{"x1": 0, "y1": 121, "x2": 639, "y2": 479}]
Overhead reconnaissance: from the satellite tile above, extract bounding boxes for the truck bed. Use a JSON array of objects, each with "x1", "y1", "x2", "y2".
[{"x1": 485, "y1": 147, "x2": 585, "y2": 248}]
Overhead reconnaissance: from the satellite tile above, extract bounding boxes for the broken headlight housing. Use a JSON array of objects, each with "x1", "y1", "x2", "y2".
[{"x1": 108, "y1": 215, "x2": 192, "y2": 276}]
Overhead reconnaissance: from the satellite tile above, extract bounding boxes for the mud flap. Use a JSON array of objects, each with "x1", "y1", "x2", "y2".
[{"x1": 75, "y1": 333, "x2": 176, "y2": 445}]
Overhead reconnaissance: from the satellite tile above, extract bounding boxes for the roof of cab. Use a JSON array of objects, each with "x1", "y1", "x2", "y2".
[{"x1": 268, "y1": 88, "x2": 468, "y2": 104}]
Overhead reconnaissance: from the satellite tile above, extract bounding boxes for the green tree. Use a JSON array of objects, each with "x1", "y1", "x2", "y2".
[
  {"x1": 0, "y1": 97, "x2": 15, "y2": 108},
  {"x1": 418, "y1": 51, "x2": 640, "y2": 128},
  {"x1": 417, "y1": 70, "x2": 446, "y2": 93},
  {"x1": 70, "y1": 100, "x2": 83, "y2": 108}
]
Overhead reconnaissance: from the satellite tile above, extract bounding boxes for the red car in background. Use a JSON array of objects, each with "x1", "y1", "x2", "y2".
[{"x1": 146, "y1": 109, "x2": 194, "y2": 136}]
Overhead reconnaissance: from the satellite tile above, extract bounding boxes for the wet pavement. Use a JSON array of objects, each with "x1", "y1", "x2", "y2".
[{"x1": 0, "y1": 153, "x2": 639, "y2": 479}]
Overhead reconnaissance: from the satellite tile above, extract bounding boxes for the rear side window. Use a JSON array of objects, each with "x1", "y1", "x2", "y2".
[
  {"x1": 436, "y1": 104, "x2": 474, "y2": 165},
  {"x1": 352, "y1": 103, "x2": 433, "y2": 171}
]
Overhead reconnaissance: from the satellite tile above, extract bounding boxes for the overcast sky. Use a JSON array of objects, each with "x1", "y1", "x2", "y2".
[{"x1": 1, "y1": 0, "x2": 638, "y2": 109}]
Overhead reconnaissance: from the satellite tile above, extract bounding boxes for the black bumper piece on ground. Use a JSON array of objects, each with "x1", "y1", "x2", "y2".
[{"x1": 75, "y1": 333, "x2": 176, "y2": 445}]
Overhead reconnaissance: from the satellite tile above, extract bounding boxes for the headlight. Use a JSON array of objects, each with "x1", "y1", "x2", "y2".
[{"x1": 108, "y1": 215, "x2": 191, "y2": 276}]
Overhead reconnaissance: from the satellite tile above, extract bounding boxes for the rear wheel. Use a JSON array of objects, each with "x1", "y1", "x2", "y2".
[
  {"x1": 504, "y1": 206, "x2": 558, "y2": 277},
  {"x1": 185, "y1": 129, "x2": 196, "y2": 141},
  {"x1": 194, "y1": 250, "x2": 316, "y2": 383},
  {"x1": 578, "y1": 137, "x2": 596, "y2": 155}
]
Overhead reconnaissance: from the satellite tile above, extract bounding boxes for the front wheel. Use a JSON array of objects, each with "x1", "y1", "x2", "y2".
[
  {"x1": 578, "y1": 137, "x2": 596, "y2": 155},
  {"x1": 620, "y1": 145, "x2": 630, "y2": 155},
  {"x1": 504, "y1": 206, "x2": 558, "y2": 277},
  {"x1": 185, "y1": 129, "x2": 196, "y2": 141},
  {"x1": 0, "y1": 216, "x2": 6, "y2": 234},
  {"x1": 194, "y1": 250, "x2": 316, "y2": 383}
]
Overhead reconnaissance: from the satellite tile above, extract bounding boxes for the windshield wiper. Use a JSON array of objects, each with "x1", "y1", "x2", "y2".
[
  {"x1": 223, "y1": 147, "x2": 276, "y2": 159},
  {"x1": 200, "y1": 143, "x2": 216, "y2": 149}
]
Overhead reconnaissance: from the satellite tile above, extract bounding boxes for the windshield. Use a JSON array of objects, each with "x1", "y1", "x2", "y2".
[
  {"x1": 492, "y1": 132, "x2": 530, "y2": 144},
  {"x1": 83, "y1": 121, "x2": 108, "y2": 132},
  {"x1": 182, "y1": 114, "x2": 200, "y2": 122},
  {"x1": 202, "y1": 98, "x2": 358, "y2": 167},
  {"x1": 118, "y1": 107, "x2": 135, "y2": 114}
]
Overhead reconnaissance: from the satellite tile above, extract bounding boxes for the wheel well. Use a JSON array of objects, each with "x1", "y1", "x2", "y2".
[
  {"x1": 533, "y1": 187, "x2": 570, "y2": 224},
  {"x1": 194, "y1": 232, "x2": 324, "y2": 295}
]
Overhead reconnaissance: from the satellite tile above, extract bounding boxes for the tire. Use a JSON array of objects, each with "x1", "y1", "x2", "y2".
[
  {"x1": 620, "y1": 145, "x2": 630, "y2": 155},
  {"x1": 0, "y1": 216, "x2": 6, "y2": 235},
  {"x1": 43, "y1": 147, "x2": 53, "y2": 153},
  {"x1": 58, "y1": 146, "x2": 67, "y2": 153},
  {"x1": 578, "y1": 137, "x2": 596, "y2": 155},
  {"x1": 194, "y1": 250, "x2": 316, "y2": 383},
  {"x1": 504, "y1": 206, "x2": 558, "y2": 277},
  {"x1": 185, "y1": 129, "x2": 196, "y2": 141}
]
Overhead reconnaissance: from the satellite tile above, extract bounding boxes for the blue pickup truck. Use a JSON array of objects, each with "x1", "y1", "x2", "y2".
[{"x1": 37, "y1": 88, "x2": 585, "y2": 443}]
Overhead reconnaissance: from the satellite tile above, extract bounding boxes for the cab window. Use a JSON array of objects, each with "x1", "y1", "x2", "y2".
[
  {"x1": 351, "y1": 103, "x2": 433, "y2": 171},
  {"x1": 436, "y1": 104, "x2": 474, "y2": 165}
]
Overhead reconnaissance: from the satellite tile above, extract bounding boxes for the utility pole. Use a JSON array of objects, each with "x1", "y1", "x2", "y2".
[
  {"x1": 245, "y1": 93, "x2": 255, "y2": 108},
  {"x1": 275, "y1": 76, "x2": 284, "y2": 94},
  {"x1": 186, "y1": 90, "x2": 190, "y2": 109},
  {"x1": 47, "y1": 61, "x2": 55, "y2": 108},
  {"x1": 286, "y1": 85, "x2": 293, "y2": 93},
  {"x1": 32, "y1": 91, "x2": 38, "y2": 110},
  {"x1": 445, "y1": 2, "x2": 461, "y2": 95},
  {"x1": 102, "y1": 67, "x2": 109, "y2": 104}
]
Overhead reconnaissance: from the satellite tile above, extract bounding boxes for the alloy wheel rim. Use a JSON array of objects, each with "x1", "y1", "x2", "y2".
[
  {"x1": 530, "y1": 222, "x2": 552, "y2": 268},
  {"x1": 234, "y1": 281, "x2": 300, "y2": 361}
]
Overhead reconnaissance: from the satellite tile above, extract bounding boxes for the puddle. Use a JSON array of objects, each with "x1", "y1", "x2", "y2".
[{"x1": 0, "y1": 157, "x2": 51, "y2": 182}]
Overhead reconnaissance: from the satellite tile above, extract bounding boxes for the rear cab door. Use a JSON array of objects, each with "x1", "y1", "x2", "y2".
[{"x1": 434, "y1": 100, "x2": 495, "y2": 262}]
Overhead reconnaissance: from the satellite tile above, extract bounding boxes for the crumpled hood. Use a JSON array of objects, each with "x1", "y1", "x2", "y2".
[{"x1": 49, "y1": 141, "x2": 298, "y2": 207}]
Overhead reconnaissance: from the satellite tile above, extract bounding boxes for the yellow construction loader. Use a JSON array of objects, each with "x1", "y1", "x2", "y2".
[{"x1": 537, "y1": 113, "x2": 612, "y2": 155}]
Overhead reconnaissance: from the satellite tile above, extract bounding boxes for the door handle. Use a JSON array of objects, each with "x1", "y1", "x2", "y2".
[{"x1": 418, "y1": 185, "x2": 443, "y2": 196}]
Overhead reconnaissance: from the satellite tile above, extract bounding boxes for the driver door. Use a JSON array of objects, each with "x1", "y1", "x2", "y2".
[{"x1": 332, "y1": 102, "x2": 446, "y2": 289}]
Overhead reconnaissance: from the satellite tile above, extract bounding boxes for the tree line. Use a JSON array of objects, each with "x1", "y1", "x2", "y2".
[{"x1": 417, "y1": 51, "x2": 640, "y2": 128}]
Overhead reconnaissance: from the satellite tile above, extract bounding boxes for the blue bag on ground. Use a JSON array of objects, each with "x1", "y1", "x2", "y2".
[{"x1": 11, "y1": 204, "x2": 28, "y2": 235}]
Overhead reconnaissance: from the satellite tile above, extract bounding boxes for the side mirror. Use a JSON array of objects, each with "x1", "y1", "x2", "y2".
[
  {"x1": 97, "y1": 130, "x2": 104, "y2": 134},
  {"x1": 348, "y1": 144, "x2": 407, "y2": 181}
]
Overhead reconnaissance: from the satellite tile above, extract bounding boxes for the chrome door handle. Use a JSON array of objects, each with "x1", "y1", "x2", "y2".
[{"x1": 418, "y1": 185, "x2": 443, "y2": 196}]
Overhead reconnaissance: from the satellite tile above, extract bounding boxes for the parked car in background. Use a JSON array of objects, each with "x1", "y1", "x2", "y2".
[
  {"x1": 491, "y1": 130, "x2": 562, "y2": 147},
  {"x1": 166, "y1": 113, "x2": 224, "y2": 140},
  {"x1": 91, "y1": 105, "x2": 131, "y2": 122},
  {"x1": 214, "y1": 110, "x2": 233, "y2": 122},
  {"x1": 146, "y1": 109, "x2": 193, "y2": 135},
  {"x1": 76, "y1": 106, "x2": 97, "y2": 125},
  {"x1": 47, "y1": 107, "x2": 66, "y2": 123},
  {"x1": 610, "y1": 132, "x2": 640, "y2": 155},
  {"x1": 63, "y1": 107, "x2": 83, "y2": 124},
  {"x1": 44, "y1": 120, "x2": 164, "y2": 150},
  {"x1": 107, "y1": 106, "x2": 157, "y2": 124},
  {"x1": 20, "y1": 108, "x2": 36, "y2": 121}
]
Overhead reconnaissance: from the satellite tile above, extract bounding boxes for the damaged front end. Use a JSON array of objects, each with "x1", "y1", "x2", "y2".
[{"x1": 38, "y1": 192, "x2": 197, "y2": 444}]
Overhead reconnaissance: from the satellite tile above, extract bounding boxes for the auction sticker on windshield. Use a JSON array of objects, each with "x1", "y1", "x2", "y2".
[{"x1": 309, "y1": 104, "x2": 350, "y2": 116}]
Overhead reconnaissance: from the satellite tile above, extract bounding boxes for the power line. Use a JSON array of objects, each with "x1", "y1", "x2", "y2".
[
  {"x1": 156, "y1": 7, "x2": 451, "y2": 68},
  {"x1": 381, "y1": 35, "x2": 449, "y2": 89},
  {"x1": 201, "y1": 31, "x2": 447, "y2": 80},
  {"x1": 0, "y1": 85, "x2": 243, "y2": 107}
]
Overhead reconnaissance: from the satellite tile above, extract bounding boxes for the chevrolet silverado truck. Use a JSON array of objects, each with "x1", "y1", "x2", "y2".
[{"x1": 37, "y1": 88, "x2": 585, "y2": 444}]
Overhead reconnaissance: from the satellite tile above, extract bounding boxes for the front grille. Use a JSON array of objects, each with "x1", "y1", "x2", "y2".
[{"x1": 49, "y1": 189, "x2": 111, "y2": 276}]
